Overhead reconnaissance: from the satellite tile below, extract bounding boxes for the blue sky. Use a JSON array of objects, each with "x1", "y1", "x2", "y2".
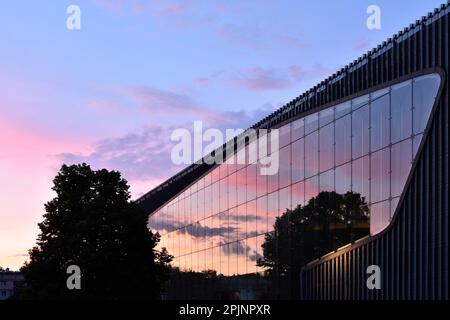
[{"x1": 0, "y1": 0, "x2": 445, "y2": 269}]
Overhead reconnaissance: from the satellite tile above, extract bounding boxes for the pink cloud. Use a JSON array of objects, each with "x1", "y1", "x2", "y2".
[
  {"x1": 0, "y1": 117, "x2": 89, "y2": 270},
  {"x1": 232, "y1": 67, "x2": 292, "y2": 91},
  {"x1": 352, "y1": 38, "x2": 371, "y2": 52},
  {"x1": 95, "y1": 0, "x2": 213, "y2": 28},
  {"x1": 196, "y1": 77, "x2": 210, "y2": 86}
]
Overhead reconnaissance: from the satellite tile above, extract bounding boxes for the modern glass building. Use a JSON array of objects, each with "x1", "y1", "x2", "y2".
[{"x1": 138, "y1": 3, "x2": 449, "y2": 300}]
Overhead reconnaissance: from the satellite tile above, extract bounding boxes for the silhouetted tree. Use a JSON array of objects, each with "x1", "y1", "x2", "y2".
[
  {"x1": 20, "y1": 163, "x2": 172, "y2": 300},
  {"x1": 257, "y1": 191, "x2": 369, "y2": 299}
]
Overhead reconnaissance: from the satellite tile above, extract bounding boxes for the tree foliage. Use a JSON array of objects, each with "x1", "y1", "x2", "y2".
[
  {"x1": 20, "y1": 163, "x2": 172, "y2": 299},
  {"x1": 257, "y1": 191, "x2": 369, "y2": 299}
]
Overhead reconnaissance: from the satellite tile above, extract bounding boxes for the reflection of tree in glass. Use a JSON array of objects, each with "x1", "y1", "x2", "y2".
[{"x1": 257, "y1": 191, "x2": 369, "y2": 299}]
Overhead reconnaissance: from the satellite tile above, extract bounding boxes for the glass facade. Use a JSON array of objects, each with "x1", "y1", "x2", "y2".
[{"x1": 148, "y1": 73, "x2": 440, "y2": 299}]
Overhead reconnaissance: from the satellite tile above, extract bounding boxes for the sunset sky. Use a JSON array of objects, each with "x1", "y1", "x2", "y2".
[{"x1": 0, "y1": 0, "x2": 444, "y2": 270}]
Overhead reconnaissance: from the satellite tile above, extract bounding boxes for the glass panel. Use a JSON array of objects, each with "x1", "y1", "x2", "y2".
[
  {"x1": 228, "y1": 172, "x2": 237, "y2": 209},
  {"x1": 335, "y1": 113, "x2": 351, "y2": 166},
  {"x1": 212, "y1": 182, "x2": 220, "y2": 215},
  {"x1": 279, "y1": 145, "x2": 291, "y2": 189},
  {"x1": 335, "y1": 163, "x2": 351, "y2": 195},
  {"x1": 256, "y1": 235, "x2": 266, "y2": 275},
  {"x1": 228, "y1": 207, "x2": 238, "y2": 243},
  {"x1": 291, "y1": 181, "x2": 305, "y2": 209},
  {"x1": 352, "y1": 103, "x2": 369, "y2": 159},
  {"x1": 319, "y1": 107, "x2": 334, "y2": 127},
  {"x1": 218, "y1": 208, "x2": 230, "y2": 242},
  {"x1": 391, "y1": 139, "x2": 412, "y2": 198},
  {"x1": 390, "y1": 197, "x2": 400, "y2": 220},
  {"x1": 223, "y1": 154, "x2": 234, "y2": 178},
  {"x1": 319, "y1": 122, "x2": 334, "y2": 172},
  {"x1": 370, "y1": 94, "x2": 390, "y2": 152},
  {"x1": 267, "y1": 192, "x2": 278, "y2": 232},
  {"x1": 192, "y1": 192, "x2": 199, "y2": 224},
  {"x1": 352, "y1": 155, "x2": 369, "y2": 204},
  {"x1": 391, "y1": 80, "x2": 412, "y2": 143},
  {"x1": 219, "y1": 162, "x2": 228, "y2": 179},
  {"x1": 191, "y1": 182, "x2": 198, "y2": 194},
  {"x1": 371, "y1": 87, "x2": 389, "y2": 100},
  {"x1": 413, "y1": 133, "x2": 423, "y2": 158},
  {"x1": 197, "y1": 177, "x2": 204, "y2": 190},
  {"x1": 413, "y1": 74, "x2": 440, "y2": 134},
  {"x1": 279, "y1": 123, "x2": 291, "y2": 148},
  {"x1": 370, "y1": 147, "x2": 390, "y2": 203},
  {"x1": 204, "y1": 185, "x2": 212, "y2": 219},
  {"x1": 237, "y1": 204, "x2": 246, "y2": 240},
  {"x1": 319, "y1": 169, "x2": 334, "y2": 192},
  {"x1": 257, "y1": 195, "x2": 268, "y2": 235},
  {"x1": 292, "y1": 138, "x2": 304, "y2": 183},
  {"x1": 304, "y1": 175, "x2": 319, "y2": 204},
  {"x1": 204, "y1": 172, "x2": 212, "y2": 187},
  {"x1": 279, "y1": 186, "x2": 291, "y2": 213},
  {"x1": 291, "y1": 117, "x2": 304, "y2": 141},
  {"x1": 246, "y1": 164, "x2": 257, "y2": 201},
  {"x1": 220, "y1": 178, "x2": 228, "y2": 212},
  {"x1": 305, "y1": 113, "x2": 318, "y2": 134},
  {"x1": 305, "y1": 131, "x2": 318, "y2": 178},
  {"x1": 247, "y1": 200, "x2": 258, "y2": 238},
  {"x1": 236, "y1": 168, "x2": 247, "y2": 205},
  {"x1": 211, "y1": 168, "x2": 220, "y2": 184},
  {"x1": 197, "y1": 188, "x2": 204, "y2": 221},
  {"x1": 247, "y1": 138, "x2": 259, "y2": 165},
  {"x1": 352, "y1": 93, "x2": 369, "y2": 110},
  {"x1": 256, "y1": 162, "x2": 267, "y2": 197},
  {"x1": 335, "y1": 101, "x2": 351, "y2": 119},
  {"x1": 267, "y1": 156, "x2": 279, "y2": 193},
  {"x1": 370, "y1": 200, "x2": 390, "y2": 235}
]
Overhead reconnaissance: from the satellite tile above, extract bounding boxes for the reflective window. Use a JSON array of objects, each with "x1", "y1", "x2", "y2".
[
  {"x1": 291, "y1": 181, "x2": 305, "y2": 209},
  {"x1": 413, "y1": 74, "x2": 440, "y2": 134},
  {"x1": 305, "y1": 131, "x2": 318, "y2": 178},
  {"x1": 279, "y1": 146, "x2": 291, "y2": 188},
  {"x1": 370, "y1": 147, "x2": 390, "y2": 203},
  {"x1": 352, "y1": 155, "x2": 370, "y2": 204},
  {"x1": 370, "y1": 94, "x2": 390, "y2": 152},
  {"x1": 391, "y1": 139, "x2": 412, "y2": 198},
  {"x1": 391, "y1": 80, "x2": 412, "y2": 143},
  {"x1": 291, "y1": 118, "x2": 304, "y2": 141},
  {"x1": 279, "y1": 123, "x2": 291, "y2": 148},
  {"x1": 305, "y1": 113, "x2": 318, "y2": 134},
  {"x1": 335, "y1": 101, "x2": 351, "y2": 119},
  {"x1": 246, "y1": 164, "x2": 257, "y2": 201},
  {"x1": 335, "y1": 163, "x2": 351, "y2": 195},
  {"x1": 319, "y1": 123, "x2": 334, "y2": 172},
  {"x1": 335, "y1": 114, "x2": 351, "y2": 166},
  {"x1": 256, "y1": 162, "x2": 267, "y2": 197},
  {"x1": 319, "y1": 169, "x2": 334, "y2": 192},
  {"x1": 319, "y1": 107, "x2": 334, "y2": 127},
  {"x1": 352, "y1": 104, "x2": 369, "y2": 159},
  {"x1": 352, "y1": 94, "x2": 369, "y2": 110},
  {"x1": 291, "y1": 138, "x2": 304, "y2": 183},
  {"x1": 148, "y1": 73, "x2": 440, "y2": 299},
  {"x1": 370, "y1": 200, "x2": 390, "y2": 236}
]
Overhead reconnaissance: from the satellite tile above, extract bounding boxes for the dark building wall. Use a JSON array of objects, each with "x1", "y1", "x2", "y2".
[{"x1": 300, "y1": 5, "x2": 449, "y2": 300}]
